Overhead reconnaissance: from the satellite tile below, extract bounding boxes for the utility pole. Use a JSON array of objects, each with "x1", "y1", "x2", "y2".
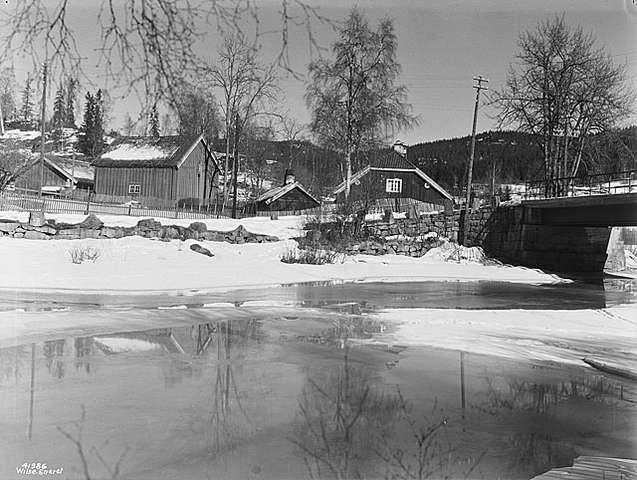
[
  {"x1": 231, "y1": 113, "x2": 241, "y2": 219},
  {"x1": 462, "y1": 75, "x2": 488, "y2": 246},
  {"x1": 0, "y1": 99, "x2": 5, "y2": 136},
  {"x1": 39, "y1": 62, "x2": 48, "y2": 197}
]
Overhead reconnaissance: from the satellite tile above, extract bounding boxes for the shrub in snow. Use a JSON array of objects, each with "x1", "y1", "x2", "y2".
[
  {"x1": 67, "y1": 246, "x2": 102, "y2": 264},
  {"x1": 281, "y1": 247, "x2": 344, "y2": 265}
]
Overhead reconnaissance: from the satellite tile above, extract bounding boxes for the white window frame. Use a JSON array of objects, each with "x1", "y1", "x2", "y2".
[
  {"x1": 128, "y1": 184, "x2": 141, "y2": 194},
  {"x1": 385, "y1": 178, "x2": 402, "y2": 193}
]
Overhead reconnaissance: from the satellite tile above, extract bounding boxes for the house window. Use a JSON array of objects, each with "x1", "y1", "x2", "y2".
[
  {"x1": 385, "y1": 178, "x2": 402, "y2": 193},
  {"x1": 128, "y1": 184, "x2": 141, "y2": 194}
]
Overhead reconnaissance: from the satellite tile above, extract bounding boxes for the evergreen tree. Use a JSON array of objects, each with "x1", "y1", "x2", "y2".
[
  {"x1": 92, "y1": 89, "x2": 104, "y2": 154},
  {"x1": 20, "y1": 73, "x2": 34, "y2": 125},
  {"x1": 149, "y1": 104, "x2": 160, "y2": 137},
  {"x1": 64, "y1": 78, "x2": 77, "y2": 128},
  {"x1": 52, "y1": 85, "x2": 65, "y2": 128},
  {"x1": 51, "y1": 84, "x2": 66, "y2": 145},
  {"x1": 79, "y1": 91, "x2": 96, "y2": 155}
]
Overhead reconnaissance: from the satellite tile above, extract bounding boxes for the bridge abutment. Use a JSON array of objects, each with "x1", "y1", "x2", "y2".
[{"x1": 481, "y1": 205, "x2": 612, "y2": 277}]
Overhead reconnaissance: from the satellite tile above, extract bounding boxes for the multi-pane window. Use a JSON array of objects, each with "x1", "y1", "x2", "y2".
[
  {"x1": 128, "y1": 184, "x2": 141, "y2": 194},
  {"x1": 385, "y1": 178, "x2": 402, "y2": 193}
]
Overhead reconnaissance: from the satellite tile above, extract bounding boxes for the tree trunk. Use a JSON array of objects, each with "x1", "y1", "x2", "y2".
[
  {"x1": 344, "y1": 146, "x2": 352, "y2": 199},
  {"x1": 223, "y1": 124, "x2": 231, "y2": 209}
]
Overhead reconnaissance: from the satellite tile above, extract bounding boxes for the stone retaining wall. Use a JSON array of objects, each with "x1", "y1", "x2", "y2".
[
  {"x1": 0, "y1": 214, "x2": 279, "y2": 244},
  {"x1": 301, "y1": 208, "x2": 493, "y2": 258}
]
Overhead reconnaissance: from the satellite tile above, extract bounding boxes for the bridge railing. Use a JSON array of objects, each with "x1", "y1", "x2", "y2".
[{"x1": 524, "y1": 170, "x2": 637, "y2": 199}]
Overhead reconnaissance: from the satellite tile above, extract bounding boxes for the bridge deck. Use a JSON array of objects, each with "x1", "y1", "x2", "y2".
[
  {"x1": 522, "y1": 193, "x2": 637, "y2": 227},
  {"x1": 531, "y1": 456, "x2": 637, "y2": 480}
]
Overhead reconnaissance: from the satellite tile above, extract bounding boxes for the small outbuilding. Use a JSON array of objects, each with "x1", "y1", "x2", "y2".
[
  {"x1": 16, "y1": 154, "x2": 94, "y2": 193},
  {"x1": 255, "y1": 170, "x2": 320, "y2": 212},
  {"x1": 332, "y1": 143, "x2": 453, "y2": 210},
  {"x1": 93, "y1": 134, "x2": 219, "y2": 206}
]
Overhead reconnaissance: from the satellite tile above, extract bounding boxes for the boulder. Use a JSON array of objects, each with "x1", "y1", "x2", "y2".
[
  {"x1": 0, "y1": 222, "x2": 19, "y2": 233},
  {"x1": 160, "y1": 226, "x2": 181, "y2": 240},
  {"x1": 189, "y1": 222, "x2": 207, "y2": 234},
  {"x1": 203, "y1": 231, "x2": 225, "y2": 242},
  {"x1": 33, "y1": 225, "x2": 57, "y2": 235},
  {"x1": 53, "y1": 230, "x2": 81, "y2": 240},
  {"x1": 79, "y1": 229, "x2": 100, "y2": 239},
  {"x1": 101, "y1": 227, "x2": 124, "y2": 239},
  {"x1": 24, "y1": 230, "x2": 49, "y2": 240},
  {"x1": 78, "y1": 214, "x2": 104, "y2": 230},
  {"x1": 189, "y1": 243, "x2": 214, "y2": 257},
  {"x1": 28, "y1": 211, "x2": 46, "y2": 227},
  {"x1": 137, "y1": 218, "x2": 162, "y2": 231}
]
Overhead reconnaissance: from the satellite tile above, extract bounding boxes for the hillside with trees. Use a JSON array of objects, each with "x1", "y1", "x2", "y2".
[{"x1": 408, "y1": 127, "x2": 637, "y2": 194}]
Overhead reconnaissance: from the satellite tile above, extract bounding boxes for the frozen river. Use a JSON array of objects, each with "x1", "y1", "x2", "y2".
[{"x1": 0, "y1": 279, "x2": 635, "y2": 479}]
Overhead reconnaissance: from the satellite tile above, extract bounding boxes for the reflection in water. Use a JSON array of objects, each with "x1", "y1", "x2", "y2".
[
  {"x1": 506, "y1": 432, "x2": 576, "y2": 479},
  {"x1": 292, "y1": 347, "x2": 402, "y2": 479},
  {"x1": 292, "y1": 348, "x2": 464, "y2": 480},
  {"x1": 0, "y1": 315, "x2": 634, "y2": 480},
  {"x1": 43, "y1": 339, "x2": 66, "y2": 379},
  {"x1": 74, "y1": 337, "x2": 94, "y2": 374},
  {"x1": 476, "y1": 375, "x2": 627, "y2": 415}
]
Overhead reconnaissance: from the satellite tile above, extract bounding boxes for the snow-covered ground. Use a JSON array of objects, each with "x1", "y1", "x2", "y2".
[
  {"x1": 0, "y1": 233, "x2": 564, "y2": 294},
  {"x1": 369, "y1": 305, "x2": 637, "y2": 367}
]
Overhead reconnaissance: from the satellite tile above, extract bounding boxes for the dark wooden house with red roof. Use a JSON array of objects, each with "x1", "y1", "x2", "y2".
[
  {"x1": 332, "y1": 145, "x2": 453, "y2": 210},
  {"x1": 93, "y1": 134, "x2": 219, "y2": 206}
]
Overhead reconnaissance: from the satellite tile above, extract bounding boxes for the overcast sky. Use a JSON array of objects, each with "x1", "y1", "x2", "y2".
[{"x1": 4, "y1": 0, "x2": 637, "y2": 144}]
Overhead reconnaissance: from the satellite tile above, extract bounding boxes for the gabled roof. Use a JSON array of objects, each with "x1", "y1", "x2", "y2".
[
  {"x1": 93, "y1": 134, "x2": 218, "y2": 169},
  {"x1": 333, "y1": 149, "x2": 453, "y2": 201},
  {"x1": 256, "y1": 181, "x2": 320, "y2": 206},
  {"x1": 26, "y1": 155, "x2": 95, "y2": 184}
]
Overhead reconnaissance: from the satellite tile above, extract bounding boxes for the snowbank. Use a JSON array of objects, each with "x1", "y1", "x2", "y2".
[
  {"x1": 371, "y1": 306, "x2": 637, "y2": 366},
  {"x1": 0, "y1": 235, "x2": 565, "y2": 294}
]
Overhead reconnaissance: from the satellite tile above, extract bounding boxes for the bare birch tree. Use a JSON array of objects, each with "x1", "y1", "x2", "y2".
[
  {"x1": 490, "y1": 15, "x2": 635, "y2": 188},
  {"x1": 207, "y1": 34, "x2": 279, "y2": 207},
  {"x1": 306, "y1": 8, "x2": 418, "y2": 199}
]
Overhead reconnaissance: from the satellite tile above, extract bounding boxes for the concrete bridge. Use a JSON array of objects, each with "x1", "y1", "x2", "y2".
[
  {"x1": 522, "y1": 193, "x2": 637, "y2": 227},
  {"x1": 481, "y1": 193, "x2": 637, "y2": 279}
]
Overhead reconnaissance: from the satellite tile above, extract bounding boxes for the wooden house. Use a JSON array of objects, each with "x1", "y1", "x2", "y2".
[
  {"x1": 16, "y1": 154, "x2": 95, "y2": 193},
  {"x1": 255, "y1": 170, "x2": 320, "y2": 212},
  {"x1": 93, "y1": 134, "x2": 219, "y2": 206},
  {"x1": 332, "y1": 144, "x2": 453, "y2": 210}
]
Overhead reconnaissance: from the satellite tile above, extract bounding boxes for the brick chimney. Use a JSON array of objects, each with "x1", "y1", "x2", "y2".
[
  {"x1": 393, "y1": 140, "x2": 407, "y2": 157},
  {"x1": 284, "y1": 169, "x2": 295, "y2": 185}
]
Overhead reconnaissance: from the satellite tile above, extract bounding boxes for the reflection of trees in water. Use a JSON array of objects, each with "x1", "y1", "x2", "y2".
[
  {"x1": 43, "y1": 339, "x2": 66, "y2": 379},
  {"x1": 74, "y1": 337, "x2": 94, "y2": 374},
  {"x1": 475, "y1": 375, "x2": 626, "y2": 415},
  {"x1": 292, "y1": 348, "x2": 401, "y2": 479},
  {"x1": 177, "y1": 319, "x2": 261, "y2": 458},
  {"x1": 505, "y1": 432, "x2": 576, "y2": 479},
  {"x1": 208, "y1": 319, "x2": 259, "y2": 457},
  {"x1": 292, "y1": 348, "x2": 468, "y2": 480},
  {"x1": 0, "y1": 345, "x2": 30, "y2": 384}
]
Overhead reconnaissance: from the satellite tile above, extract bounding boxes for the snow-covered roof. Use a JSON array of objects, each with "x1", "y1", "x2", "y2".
[
  {"x1": 48, "y1": 156, "x2": 94, "y2": 182},
  {"x1": 256, "y1": 181, "x2": 320, "y2": 206},
  {"x1": 1, "y1": 129, "x2": 41, "y2": 141},
  {"x1": 95, "y1": 134, "x2": 218, "y2": 169}
]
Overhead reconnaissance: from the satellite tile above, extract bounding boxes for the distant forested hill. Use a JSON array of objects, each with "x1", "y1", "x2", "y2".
[{"x1": 407, "y1": 127, "x2": 637, "y2": 192}]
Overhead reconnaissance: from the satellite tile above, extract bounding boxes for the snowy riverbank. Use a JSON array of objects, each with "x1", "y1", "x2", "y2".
[
  {"x1": 0, "y1": 210, "x2": 569, "y2": 294},
  {"x1": 0, "y1": 234, "x2": 566, "y2": 294}
]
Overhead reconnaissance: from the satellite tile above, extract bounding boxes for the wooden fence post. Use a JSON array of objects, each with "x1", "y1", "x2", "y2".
[{"x1": 84, "y1": 192, "x2": 91, "y2": 215}]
